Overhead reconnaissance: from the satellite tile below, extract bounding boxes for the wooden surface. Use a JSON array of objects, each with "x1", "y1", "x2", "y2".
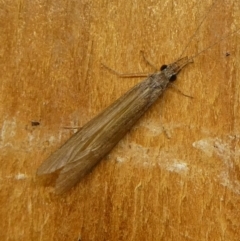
[{"x1": 1, "y1": 0, "x2": 240, "y2": 240}]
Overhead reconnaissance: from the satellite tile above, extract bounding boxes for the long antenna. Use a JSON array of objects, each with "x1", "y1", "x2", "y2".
[
  {"x1": 190, "y1": 28, "x2": 240, "y2": 60},
  {"x1": 179, "y1": 0, "x2": 219, "y2": 58}
]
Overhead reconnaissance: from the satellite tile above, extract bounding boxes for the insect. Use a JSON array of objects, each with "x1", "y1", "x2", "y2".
[
  {"x1": 31, "y1": 121, "x2": 40, "y2": 126},
  {"x1": 37, "y1": 57, "x2": 192, "y2": 193},
  {"x1": 37, "y1": 2, "x2": 239, "y2": 194}
]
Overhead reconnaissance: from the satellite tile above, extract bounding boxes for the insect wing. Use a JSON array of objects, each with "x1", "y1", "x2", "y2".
[{"x1": 37, "y1": 74, "x2": 167, "y2": 193}]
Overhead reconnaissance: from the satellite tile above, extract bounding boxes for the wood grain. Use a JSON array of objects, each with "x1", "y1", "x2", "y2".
[{"x1": 0, "y1": 0, "x2": 240, "y2": 240}]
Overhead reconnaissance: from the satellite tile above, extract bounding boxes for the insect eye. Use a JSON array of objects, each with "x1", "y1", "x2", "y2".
[
  {"x1": 169, "y1": 74, "x2": 177, "y2": 82},
  {"x1": 160, "y1": 65, "x2": 167, "y2": 71}
]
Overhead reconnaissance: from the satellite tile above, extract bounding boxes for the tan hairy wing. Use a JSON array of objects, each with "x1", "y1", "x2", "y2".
[{"x1": 37, "y1": 74, "x2": 167, "y2": 193}]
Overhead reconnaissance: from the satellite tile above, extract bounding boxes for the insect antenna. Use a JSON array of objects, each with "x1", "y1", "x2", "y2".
[
  {"x1": 179, "y1": 0, "x2": 219, "y2": 59},
  {"x1": 190, "y1": 28, "x2": 240, "y2": 61}
]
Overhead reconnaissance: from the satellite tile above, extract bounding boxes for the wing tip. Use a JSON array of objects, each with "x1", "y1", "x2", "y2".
[{"x1": 54, "y1": 169, "x2": 82, "y2": 194}]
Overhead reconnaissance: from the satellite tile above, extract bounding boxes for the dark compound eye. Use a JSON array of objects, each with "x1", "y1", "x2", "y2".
[
  {"x1": 169, "y1": 74, "x2": 177, "y2": 82},
  {"x1": 160, "y1": 65, "x2": 167, "y2": 71}
]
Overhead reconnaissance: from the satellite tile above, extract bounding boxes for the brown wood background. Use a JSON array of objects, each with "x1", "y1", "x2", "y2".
[{"x1": 1, "y1": 0, "x2": 240, "y2": 240}]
